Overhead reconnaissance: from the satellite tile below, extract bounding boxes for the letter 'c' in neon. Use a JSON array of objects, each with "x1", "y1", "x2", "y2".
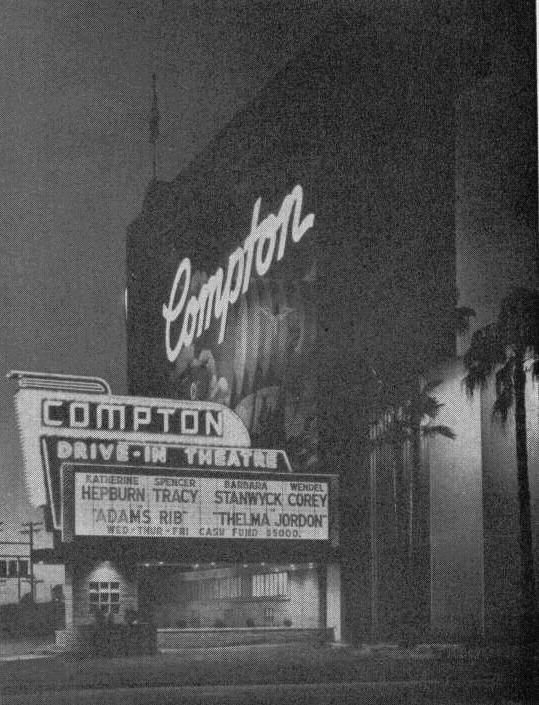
[
  {"x1": 163, "y1": 257, "x2": 191, "y2": 362},
  {"x1": 162, "y1": 185, "x2": 314, "y2": 363}
]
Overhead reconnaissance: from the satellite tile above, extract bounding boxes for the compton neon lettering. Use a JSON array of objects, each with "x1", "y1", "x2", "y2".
[{"x1": 162, "y1": 184, "x2": 314, "y2": 362}]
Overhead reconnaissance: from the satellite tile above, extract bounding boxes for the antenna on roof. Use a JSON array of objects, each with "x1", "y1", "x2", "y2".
[{"x1": 149, "y1": 73, "x2": 160, "y2": 182}]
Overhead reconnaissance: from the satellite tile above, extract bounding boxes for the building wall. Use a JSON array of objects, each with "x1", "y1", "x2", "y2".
[
  {"x1": 124, "y1": 6, "x2": 536, "y2": 644},
  {"x1": 455, "y1": 39, "x2": 537, "y2": 356},
  {"x1": 480, "y1": 367, "x2": 539, "y2": 642},
  {"x1": 452, "y1": 18, "x2": 537, "y2": 641},
  {"x1": 425, "y1": 360, "x2": 485, "y2": 641},
  {"x1": 425, "y1": 360, "x2": 539, "y2": 643},
  {"x1": 127, "y1": 15, "x2": 457, "y2": 644}
]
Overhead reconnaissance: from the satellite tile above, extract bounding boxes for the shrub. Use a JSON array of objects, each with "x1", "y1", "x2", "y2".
[
  {"x1": 246, "y1": 618, "x2": 255, "y2": 627},
  {"x1": 124, "y1": 608, "x2": 139, "y2": 626},
  {"x1": 175, "y1": 619, "x2": 187, "y2": 629},
  {"x1": 283, "y1": 618, "x2": 292, "y2": 627},
  {"x1": 214, "y1": 618, "x2": 226, "y2": 628},
  {"x1": 89, "y1": 622, "x2": 157, "y2": 657},
  {"x1": 0, "y1": 601, "x2": 64, "y2": 636}
]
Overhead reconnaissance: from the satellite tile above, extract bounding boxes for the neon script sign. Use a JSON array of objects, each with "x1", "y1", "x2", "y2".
[{"x1": 162, "y1": 184, "x2": 315, "y2": 362}]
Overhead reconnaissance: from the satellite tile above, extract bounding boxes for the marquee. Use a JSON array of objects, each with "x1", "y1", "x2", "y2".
[
  {"x1": 8, "y1": 371, "x2": 337, "y2": 545},
  {"x1": 65, "y1": 468, "x2": 333, "y2": 542}
]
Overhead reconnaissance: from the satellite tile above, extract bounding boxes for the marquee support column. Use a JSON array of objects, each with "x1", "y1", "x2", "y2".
[
  {"x1": 326, "y1": 562, "x2": 341, "y2": 642},
  {"x1": 63, "y1": 563, "x2": 74, "y2": 627}
]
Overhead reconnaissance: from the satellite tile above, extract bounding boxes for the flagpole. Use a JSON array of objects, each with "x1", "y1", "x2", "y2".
[{"x1": 150, "y1": 73, "x2": 160, "y2": 182}]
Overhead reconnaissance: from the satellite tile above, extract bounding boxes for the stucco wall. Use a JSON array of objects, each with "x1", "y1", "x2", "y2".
[
  {"x1": 480, "y1": 366, "x2": 539, "y2": 641},
  {"x1": 455, "y1": 63, "x2": 537, "y2": 357},
  {"x1": 426, "y1": 359, "x2": 539, "y2": 642},
  {"x1": 426, "y1": 359, "x2": 485, "y2": 641}
]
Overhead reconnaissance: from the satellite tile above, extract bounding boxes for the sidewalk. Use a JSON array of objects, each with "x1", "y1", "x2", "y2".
[
  {"x1": 0, "y1": 640, "x2": 533, "y2": 696},
  {"x1": 0, "y1": 636, "x2": 56, "y2": 660}
]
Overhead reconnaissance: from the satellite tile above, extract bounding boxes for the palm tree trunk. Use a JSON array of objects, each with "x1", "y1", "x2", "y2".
[
  {"x1": 406, "y1": 410, "x2": 429, "y2": 641},
  {"x1": 513, "y1": 353, "x2": 536, "y2": 644},
  {"x1": 409, "y1": 418, "x2": 421, "y2": 569}
]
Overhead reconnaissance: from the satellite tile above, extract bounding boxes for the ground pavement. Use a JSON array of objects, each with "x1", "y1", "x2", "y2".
[{"x1": 0, "y1": 639, "x2": 536, "y2": 703}]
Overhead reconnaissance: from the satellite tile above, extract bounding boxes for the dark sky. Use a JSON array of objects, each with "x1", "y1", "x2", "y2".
[{"x1": 0, "y1": 0, "x2": 367, "y2": 540}]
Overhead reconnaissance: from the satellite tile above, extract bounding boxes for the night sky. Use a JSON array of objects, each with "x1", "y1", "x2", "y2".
[{"x1": 0, "y1": 1, "x2": 354, "y2": 541}]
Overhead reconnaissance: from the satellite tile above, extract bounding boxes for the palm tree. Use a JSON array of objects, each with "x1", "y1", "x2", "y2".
[
  {"x1": 372, "y1": 379, "x2": 455, "y2": 551},
  {"x1": 370, "y1": 377, "x2": 455, "y2": 639},
  {"x1": 463, "y1": 287, "x2": 539, "y2": 644}
]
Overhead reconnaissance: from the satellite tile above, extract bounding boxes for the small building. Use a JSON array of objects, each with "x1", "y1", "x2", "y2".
[{"x1": 0, "y1": 548, "x2": 64, "y2": 605}]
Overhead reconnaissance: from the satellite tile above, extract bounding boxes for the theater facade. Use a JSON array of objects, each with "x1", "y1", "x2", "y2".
[
  {"x1": 125, "y1": 6, "x2": 537, "y2": 645},
  {"x1": 10, "y1": 370, "x2": 340, "y2": 646},
  {"x1": 10, "y1": 5, "x2": 536, "y2": 648}
]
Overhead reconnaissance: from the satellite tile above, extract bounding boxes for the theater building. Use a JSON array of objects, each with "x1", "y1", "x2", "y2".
[
  {"x1": 126, "y1": 4, "x2": 537, "y2": 645},
  {"x1": 9, "y1": 4, "x2": 537, "y2": 648}
]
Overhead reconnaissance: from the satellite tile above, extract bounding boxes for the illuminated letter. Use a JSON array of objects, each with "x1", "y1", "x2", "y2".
[
  {"x1": 156, "y1": 407, "x2": 174, "y2": 433},
  {"x1": 180, "y1": 410, "x2": 199, "y2": 435},
  {"x1": 133, "y1": 406, "x2": 152, "y2": 431},
  {"x1": 57, "y1": 441, "x2": 72, "y2": 459},
  {"x1": 179, "y1": 295, "x2": 199, "y2": 349},
  {"x1": 196, "y1": 269, "x2": 223, "y2": 336},
  {"x1": 69, "y1": 402, "x2": 90, "y2": 428},
  {"x1": 255, "y1": 213, "x2": 277, "y2": 277},
  {"x1": 290, "y1": 184, "x2": 314, "y2": 243},
  {"x1": 97, "y1": 405, "x2": 126, "y2": 431},
  {"x1": 204, "y1": 411, "x2": 223, "y2": 437},
  {"x1": 163, "y1": 258, "x2": 191, "y2": 362},
  {"x1": 216, "y1": 247, "x2": 245, "y2": 343},
  {"x1": 274, "y1": 190, "x2": 295, "y2": 261},
  {"x1": 241, "y1": 199, "x2": 261, "y2": 293},
  {"x1": 226, "y1": 247, "x2": 245, "y2": 306},
  {"x1": 43, "y1": 400, "x2": 63, "y2": 427}
]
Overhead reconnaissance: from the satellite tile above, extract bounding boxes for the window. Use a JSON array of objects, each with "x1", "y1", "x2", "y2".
[
  {"x1": 264, "y1": 607, "x2": 275, "y2": 625},
  {"x1": 18, "y1": 560, "x2": 29, "y2": 577},
  {"x1": 89, "y1": 581, "x2": 120, "y2": 615},
  {"x1": 0, "y1": 561, "x2": 6, "y2": 578},
  {"x1": 217, "y1": 576, "x2": 244, "y2": 599},
  {"x1": 8, "y1": 561, "x2": 18, "y2": 578},
  {"x1": 186, "y1": 576, "x2": 246, "y2": 602},
  {"x1": 252, "y1": 572, "x2": 289, "y2": 598}
]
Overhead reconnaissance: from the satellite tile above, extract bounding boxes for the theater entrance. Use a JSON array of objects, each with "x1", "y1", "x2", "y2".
[{"x1": 137, "y1": 560, "x2": 340, "y2": 646}]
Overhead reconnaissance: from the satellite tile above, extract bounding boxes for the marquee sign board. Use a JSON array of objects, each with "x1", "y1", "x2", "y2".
[
  {"x1": 62, "y1": 467, "x2": 336, "y2": 543},
  {"x1": 8, "y1": 372, "x2": 293, "y2": 531},
  {"x1": 8, "y1": 372, "x2": 339, "y2": 545}
]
